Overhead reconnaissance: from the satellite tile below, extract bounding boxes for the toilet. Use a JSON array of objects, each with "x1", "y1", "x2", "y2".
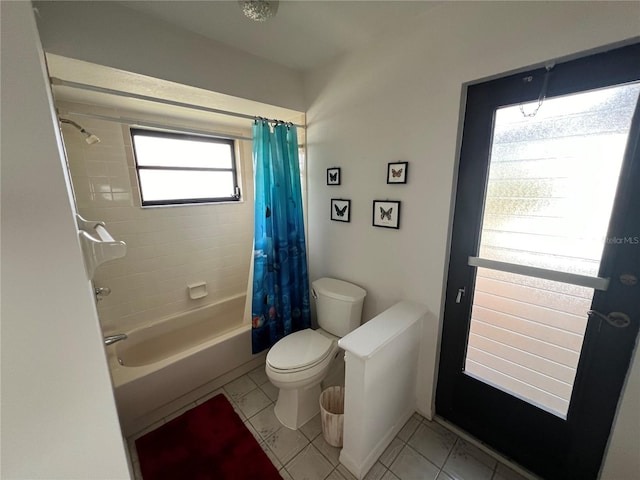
[{"x1": 265, "y1": 277, "x2": 366, "y2": 430}]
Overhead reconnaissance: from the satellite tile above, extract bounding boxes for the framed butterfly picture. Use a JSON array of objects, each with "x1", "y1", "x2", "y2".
[
  {"x1": 331, "y1": 198, "x2": 351, "y2": 223},
  {"x1": 372, "y1": 200, "x2": 401, "y2": 229},
  {"x1": 387, "y1": 161, "x2": 408, "y2": 184},
  {"x1": 327, "y1": 167, "x2": 341, "y2": 185}
]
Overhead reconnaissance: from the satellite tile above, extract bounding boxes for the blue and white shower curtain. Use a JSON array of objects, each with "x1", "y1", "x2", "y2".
[{"x1": 251, "y1": 120, "x2": 310, "y2": 354}]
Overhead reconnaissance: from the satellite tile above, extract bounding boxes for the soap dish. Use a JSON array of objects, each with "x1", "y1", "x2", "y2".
[{"x1": 187, "y1": 282, "x2": 207, "y2": 300}]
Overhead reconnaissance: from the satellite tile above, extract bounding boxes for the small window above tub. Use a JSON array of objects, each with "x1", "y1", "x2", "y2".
[{"x1": 130, "y1": 128, "x2": 240, "y2": 206}]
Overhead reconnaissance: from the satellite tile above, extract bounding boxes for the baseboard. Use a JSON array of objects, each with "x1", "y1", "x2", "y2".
[{"x1": 339, "y1": 408, "x2": 414, "y2": 479}]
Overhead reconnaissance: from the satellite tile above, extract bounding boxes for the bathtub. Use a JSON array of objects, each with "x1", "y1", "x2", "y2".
[{"x1": 107, "y1": 294, "x2": 264, "y2": 434}]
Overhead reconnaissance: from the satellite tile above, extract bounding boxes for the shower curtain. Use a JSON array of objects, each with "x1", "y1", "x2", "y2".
[{"x1": 251, "y1": 120, "x2": 310, "y2": 354}]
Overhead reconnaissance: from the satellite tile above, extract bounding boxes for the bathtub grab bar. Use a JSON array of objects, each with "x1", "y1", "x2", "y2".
[{"x1": 76, "y1": 214, "x2": 126, "y2": 279}]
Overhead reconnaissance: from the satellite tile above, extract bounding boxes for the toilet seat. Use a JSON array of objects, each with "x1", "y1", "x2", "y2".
[{"x1": 267, "y1": 329, "x2": 335, "y2": 373}]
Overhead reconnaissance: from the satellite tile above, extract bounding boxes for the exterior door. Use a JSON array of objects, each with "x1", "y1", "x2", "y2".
[{"x1": 437, "y1": 43, "x2": 640, "y2": 480}]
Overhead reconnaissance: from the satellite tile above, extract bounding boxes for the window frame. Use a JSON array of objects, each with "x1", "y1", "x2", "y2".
[{"x1": 130, "y1": 128, "x2": 240, "y2": 207}]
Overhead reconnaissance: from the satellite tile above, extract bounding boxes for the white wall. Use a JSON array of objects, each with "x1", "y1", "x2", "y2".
[
  {"x1": 11, "y1": 0, "x2": 637, "y2": 477},
  {"x1": 303, "y1": 0, "x2": 640, "y2": 474},
  {"x1": 0, "y1": 3, "x2": 130, "y2": 478},
  {"x1": 59, "y1": 102, "x2": 254, "y2": 333},
  {"x1": 33, "y1": 0, "x2": 305, "y2": 111},
  {"x1": 600, "y1": 343, "x2": 640, "y2": 479}
]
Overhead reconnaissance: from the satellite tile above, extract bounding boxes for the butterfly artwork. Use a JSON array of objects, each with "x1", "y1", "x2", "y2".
[
  {"x1": 373, "y1": 200, "x2": 401, "y2": 229},
  {"x1": 327, "y1": 168, "x2": 341, "y2": 185},
  {"x1": 331, "y1": 199, "x2": 351, "y2": 222},
  {"x1": 387, "y1": 162, "x2": 408, "y2": 184},
  {"x1": 380, "y1": 206, "x2": 393, "y2": 220}
]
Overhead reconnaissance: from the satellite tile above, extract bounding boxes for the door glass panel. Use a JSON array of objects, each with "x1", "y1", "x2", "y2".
[{"x1": 465, "y1": 83, "x2": 640, "y2": 417}]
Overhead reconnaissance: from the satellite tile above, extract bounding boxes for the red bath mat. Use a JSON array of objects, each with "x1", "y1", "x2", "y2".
[{"x1": 135, "y1": 394, "x2": 281, "y2": 480}]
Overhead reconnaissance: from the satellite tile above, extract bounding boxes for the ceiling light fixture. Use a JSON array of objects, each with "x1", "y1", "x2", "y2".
[{"x1": 239, "y1": 0, "x2": 279, "y2": 22}]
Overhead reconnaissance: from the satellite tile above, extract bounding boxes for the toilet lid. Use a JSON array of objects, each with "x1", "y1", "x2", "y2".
[{"x1": 267, "y1": 329, "x2": 334, "y2": 371}]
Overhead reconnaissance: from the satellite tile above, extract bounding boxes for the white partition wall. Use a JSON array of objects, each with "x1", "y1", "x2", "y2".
[
  {"x1": 1, "y1": 3, "x2": 130, "y2": 478},
  {"x1": 338, "y1": 301, "x2": 428, "y2": 479}
]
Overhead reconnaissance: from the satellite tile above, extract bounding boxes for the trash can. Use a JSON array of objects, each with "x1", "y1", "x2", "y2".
[{"x1": 319, "y1": 386, "x2": 345, "y2": 447}]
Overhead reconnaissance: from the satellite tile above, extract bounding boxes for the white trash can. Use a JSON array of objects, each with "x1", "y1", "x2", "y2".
[{"x1": 319, "y1": 386, "x2": 345, "y2": 447}]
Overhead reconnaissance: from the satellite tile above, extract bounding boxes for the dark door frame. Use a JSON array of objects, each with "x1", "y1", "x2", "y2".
[{"x1": 436, "y1": 42, "x2": 640, "y2": 479}]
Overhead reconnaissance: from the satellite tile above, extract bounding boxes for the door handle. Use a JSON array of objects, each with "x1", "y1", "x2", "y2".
[{"x1": 587, "y1": 310, "x2": 631, "y2": 328}]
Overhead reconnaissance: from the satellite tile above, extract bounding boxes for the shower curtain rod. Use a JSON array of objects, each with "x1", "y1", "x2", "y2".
[
  {"x1": 61, "y1": 110, "x2": 253, "y2": 141},
  {"x1": 50, "y1": 77, "x2": 305, "y2": 129}
]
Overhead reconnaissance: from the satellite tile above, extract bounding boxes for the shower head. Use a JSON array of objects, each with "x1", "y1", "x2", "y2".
[
  {"x1": 59, "y1": 118, "x2": 100, "y2": 145},
  {"x1": 84, "y1": 133, "x2": 101, "y2": 145}
]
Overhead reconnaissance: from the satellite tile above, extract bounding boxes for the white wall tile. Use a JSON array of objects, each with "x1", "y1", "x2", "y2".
[{"x1": 61, "y1": 108, "x2": 253, "y2": 332}]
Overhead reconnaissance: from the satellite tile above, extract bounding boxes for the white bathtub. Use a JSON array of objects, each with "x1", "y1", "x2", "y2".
[{"x1": 107, "y1": 294, "x2": 263, "y2": 434}]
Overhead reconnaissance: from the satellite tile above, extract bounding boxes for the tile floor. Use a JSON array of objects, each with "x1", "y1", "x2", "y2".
[{"x1": 127, "y1": 365, "x2": 531, "y2": 480}]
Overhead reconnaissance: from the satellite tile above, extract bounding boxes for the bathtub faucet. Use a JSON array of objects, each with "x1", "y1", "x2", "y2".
[{"x1": 104, "y1": 334, "x2": 127, "y2": 346}]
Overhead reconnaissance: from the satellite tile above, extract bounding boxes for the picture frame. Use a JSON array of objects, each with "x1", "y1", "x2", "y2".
[
  {"x1": 327, "y1": 167, "x2": 341, "y2": 185},
  {"x1": 387, "y1": 161, "x2": 408, "y2": 184},
  {"x1": 331, "y1": 198, "x2": 351, "y2": 223},
  {"x1": 372, "y1": 200, "x2": 401, "y2": 229}
]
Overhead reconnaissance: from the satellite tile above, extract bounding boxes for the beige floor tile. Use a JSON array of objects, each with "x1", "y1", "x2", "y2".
[
  {"x1": 422, "y1": 419, "x2": 455, "y2": 438},
  {"x1": 265, "y1": 426, "x2": 310, "y2": 465},
  {"x1": 407, "y1": 423, "x2": 456, "y2": 467},
  {"x1": 235, "y1": 387, "x2": 271, "y2": 418},
  {"x1": 397, "y1": 414, "x2": 421, "y2": 442},
  {"x1": 248, "y1": 364, "x2": 270, "y2": 385},
  {"x1": 364, "y1": 461, "x2": 387, "y2": 480},
  {"x1": 382, "y1": 470, "x2": 401, "y2": 480},
  {"x1": 279, "y1": 468, "x2": 294, "y2": 480},
  {"x1": 249, "y1": 404, "x2": 282, "y2": 440},
  {"x1": 312, "y1": 434, "x2": 341, "y2": 466},
  {"x1": 326, "y1": 468, "x2": 349, "y2": 480},
  {"x1": 390, "y1": 445, "x2": 440, "y2": 480},
  {"x1": 286, "y1": 444, "x2": 334, "y2": 480},
  {"x1": 223, "y1": 374, "x2": 258, "y2": 402},
  {"x1": 442, "y1": 439, "x2": 494, "y2": 480},
  {"x1": 300, "y1": 413, "x2": 323, "y2": 440},
  {"x1": 379, "y1": 438, "x2": 405, "y2": 467},
  {"x1": 336, "y1": 463, "x2": 358, "y2": 480},
  {"x1": 453, "y1": 438, "x2": 496, "y2": 469},
  {"x1": 261, "y1": 380, "x2": 280, "y2": 401},
  {"x1": 436, "y1": 472, "x2": 454, "y2": 480}
]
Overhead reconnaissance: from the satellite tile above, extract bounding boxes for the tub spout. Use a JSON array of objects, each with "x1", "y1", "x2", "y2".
[{"x1": 104, "y1": 334, "x2": 127, "y2": 346}]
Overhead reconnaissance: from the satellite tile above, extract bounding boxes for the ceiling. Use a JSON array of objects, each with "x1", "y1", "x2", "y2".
[
  {"x1": 49, "y1": 1, "x2": 441, "y2": 136},
  {"x1": 119, "y1": 1, "x2": 442, "y2": 72}
]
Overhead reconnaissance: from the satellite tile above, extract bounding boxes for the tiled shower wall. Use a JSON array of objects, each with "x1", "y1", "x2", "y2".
[{"x1": 59, "y1": 102, "x2": 254, "y2": 333}]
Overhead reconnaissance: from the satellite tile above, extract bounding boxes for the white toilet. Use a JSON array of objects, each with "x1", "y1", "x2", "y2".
[{"x1": 265, "y1": 277, "x2": 366, "y2": 430}]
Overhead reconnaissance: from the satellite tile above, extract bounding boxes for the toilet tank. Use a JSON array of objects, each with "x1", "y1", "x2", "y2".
[{"x1": 312, "y1": 278, "x2": 367, "y2": 337}]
